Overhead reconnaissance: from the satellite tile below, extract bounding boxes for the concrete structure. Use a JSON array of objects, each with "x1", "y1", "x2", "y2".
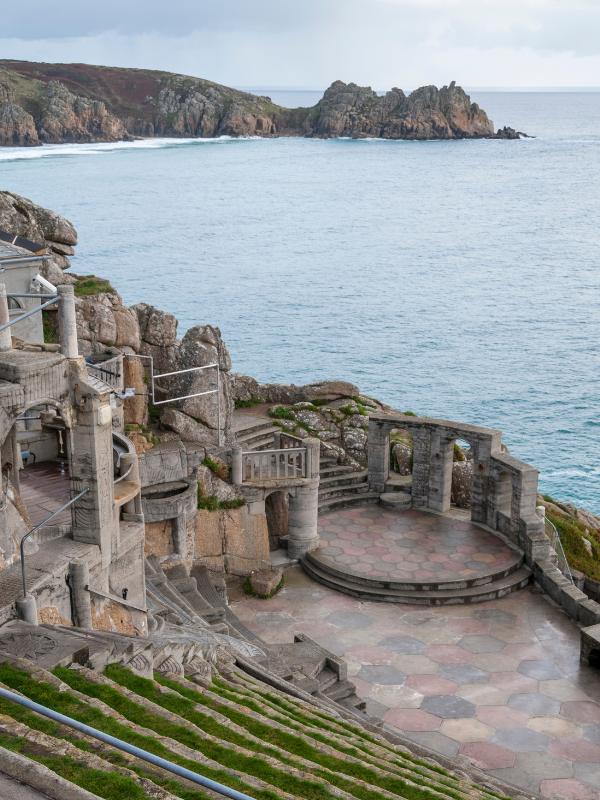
[
  {"x1": 0, "y1": 235, "x2": 50, "y2": 344},
  {"x1": 0, "y1": 277, "x2": 146, "y2": 634}
]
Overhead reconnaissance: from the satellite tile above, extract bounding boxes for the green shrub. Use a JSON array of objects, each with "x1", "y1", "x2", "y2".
[
  {"x1": 547, "y1": 511, "x2": 600, "y2": 580},
  {"x1": 74, "y1": 275, "x2": 115, "y2": 297},
  {"x1": 202, "y1": 455, "x2": 229, "y2": 481},
  {"x1": 42, "y1": 309, "x2": 58, "y2": 343},
  {"x1": 269, "y1": 405, "x2": 295, "y2": 421},
  {"x1": 197, "y1": 485, "x2": 244, "y2": 511},
  {"x1": 235, "y1": 397, "x2": 262, "y2": 408}
]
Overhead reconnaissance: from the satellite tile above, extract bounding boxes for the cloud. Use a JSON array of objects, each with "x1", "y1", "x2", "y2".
[{"x1": 1, "y1": 1, "x2": 599, "y2": 87}]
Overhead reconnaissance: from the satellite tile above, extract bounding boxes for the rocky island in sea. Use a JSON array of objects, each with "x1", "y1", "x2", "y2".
[{"x1": 0, "y1": 60, "x2": 525, "y2": 145}]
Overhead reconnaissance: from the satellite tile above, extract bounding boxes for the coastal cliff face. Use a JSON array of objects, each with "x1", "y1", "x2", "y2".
[{"x1": 0, "y1": 61, "x2": 518, "y2": 145}]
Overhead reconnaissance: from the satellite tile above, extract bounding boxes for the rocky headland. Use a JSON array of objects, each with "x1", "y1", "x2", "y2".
[{"x1": 0, "y1": 60, "x2": 525, "y2": 145}]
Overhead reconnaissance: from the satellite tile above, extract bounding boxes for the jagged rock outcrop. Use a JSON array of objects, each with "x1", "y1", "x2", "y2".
[
  {"x1": 0, "y1": 61, "x2": 525, "y2": 144},
  {"x1": 0, "y1": 190, "x2": 78, "y2": 282},
  {"x1": 37, "y1": 80, "x2": 130, "y2": 144},
  {"x1": 303, "y1": 80, "x2": 496, "y2": 140}
]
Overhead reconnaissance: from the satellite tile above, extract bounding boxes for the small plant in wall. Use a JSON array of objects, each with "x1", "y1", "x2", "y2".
[
  {"x1": 202, "y1": 455, "x2": 230, "y2": 481},
  {"x1": 243, "y1": 570, "x2": 284, "y2": 599}
]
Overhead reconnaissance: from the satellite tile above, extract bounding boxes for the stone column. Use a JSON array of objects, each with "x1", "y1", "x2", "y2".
[
  {"x1": 232, "y1": 445, "x2": 243, "y2": 485},
  {"x1": 305, "y1": 437, "x2": 321, "y2": 480},
  {"x1": 0, "y1": 284, "x2": 12, "y2": 351},
  {"x1": 367, "y1": 420, "x2": 389, "y2": 493},
  {"x1": 411, "y1": 428, "x2": 431, "y2": 508},
  {"x1": 288, "y1": 483, "x2": 319, "y2": 559},
  {"x1": 58, "y1": 285, "x2": 78, "y2": 358},
  {"x1": 428, "y1": 430, "x2": 453, "y2": 512},
  {"x1": 70, "y1": 395, "x2": 117, "y2": 568},
  {"x1": 68, "y1": 559, "x2": 93, "y2": 629},
  {"x1": 15, "y1": 594, "x2": 38, "y2": 625}
]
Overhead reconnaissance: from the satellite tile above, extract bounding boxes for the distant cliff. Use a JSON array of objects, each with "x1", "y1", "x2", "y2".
[{"x1": 0, "y1": 61, "x2": 523, "y2": 146}]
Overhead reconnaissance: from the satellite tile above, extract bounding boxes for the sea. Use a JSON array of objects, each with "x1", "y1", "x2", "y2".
[{"x1": 0, "y1": 89, "x2": 598, "y2": 511}]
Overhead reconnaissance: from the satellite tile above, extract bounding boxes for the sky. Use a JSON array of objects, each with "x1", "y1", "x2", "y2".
[{"x1": 2, "y1": 0, "x2": 600, "y2": 90}]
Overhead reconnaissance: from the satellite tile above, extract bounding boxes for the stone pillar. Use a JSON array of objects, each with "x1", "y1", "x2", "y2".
[
  {"x1": 411, "y1": 429, "x2": 430, "y2": 508},
  {"x1": 0, "y1": 284, "x2": 12, "y2": 351},
  {"x1": 288, "y1": 483, "x2": 319, "y2": 559},
  {"x1": 70, "y1": 395, "x2": 117, "y2": 568},
  {"x1": 367, "y1": 420, "x2": 389, "y2": 493},
  {"x1": 428, "y1": 431, "x2": 453, "y2": 512},
  {"x1": 305, "y1": 437, "x2": 321, "y2": 479},
  {"x1": 232, "y1": 445, "x2": 243, "y2": 485},
  {"x1": 16, "y1": 594, "x2": 38, "y2": 625},
  {"x1": 58, "y1": 285, "x2": 78, "y2": 358},
  {"x1": 68, "y1": 559, "x2": 93, "y2": 629}
]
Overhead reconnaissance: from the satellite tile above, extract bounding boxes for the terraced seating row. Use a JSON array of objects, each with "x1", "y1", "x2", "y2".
[{"x1": 0, "y1": 658, "x2": 525, "y2": 800}]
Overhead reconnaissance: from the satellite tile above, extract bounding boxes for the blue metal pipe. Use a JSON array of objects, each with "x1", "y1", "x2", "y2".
[{"x1": 0, "y1": 686, "x2": 256, "y2": 800}]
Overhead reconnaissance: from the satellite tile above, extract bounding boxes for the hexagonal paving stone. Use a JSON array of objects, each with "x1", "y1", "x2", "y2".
[
  {"x1": 549, "y1": 738, "x2": 600, "y2": 763},
  {"x1": 460, "y1": 741, "x2": 517, "y2": 770},
  {"x1": 583, "y1": 723, "x2": 600, "y2": 744},
  {"x1": 508, "y1": 692, "x2": 561, "y2": 716},
  {"x1": 492, "y1": 727, "x2": 551, "y2": 753},
  {"x1": 517, "y1": 659, "x2": 563, "y2": 680},
  {"x1": 440, "y1": 718, "x2": 494, "y2": 743},
  {"x1": 539, "y1": 779, "x2": 598, "y2": 800},
  {"x1": 402, "y1": 731, "x2": 460, "y2": 759},
  {"x1": 421, "y1": 694, "x2": 477, "y2": 719},
  {"x1": 473, "y1": 609, "x2": 517, "y2": 625},
  {"x1": 574, "y1": 762, "x2": 600, "y2": 788},
  {"x1": 527, "y1": 716, "x2": 581, "y2": 739},
  {"x1": 357, "y1": 664, "x2": 406, "y2": 685},
  {"x1": 383, "y1": 708, "x2": 442, "y2": 731},
  {"x1": 379, "y1": 634, "x2": 426, "y2": 654},
  {"x1": 326, "y1": 610, "x2": 373, "y2": 628},
  {"x1": 439, "y1": 664, "x2": 489, "y2": 685},
  {"x1": 560, "y1": 701, "x2": 600, "y2": 725}
]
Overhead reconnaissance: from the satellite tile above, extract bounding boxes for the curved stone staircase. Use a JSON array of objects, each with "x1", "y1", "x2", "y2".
[{"x1": 302, "y1": 548, "x2": 531, "y2": 605}]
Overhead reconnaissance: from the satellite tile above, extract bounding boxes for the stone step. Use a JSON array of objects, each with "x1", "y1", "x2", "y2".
[
  {"x1": 238, "y1": 428, "x2": 280, "y2": 449},
  {"x1": 301, "y1": 557, "x2": 532, "y2": 605},
  {"x1": 319, "y1": 464, "x2": 356, "y2": 477},
  {"x1": 322, "y1": 679, "x2": 357, "y2": 702},
  {"x1": 379, "y1": 491, "x2": 412, "y2": 509},
  {"x1": 318, "y1": 492, "x2": 381, "y2": 513},
  {"x1": 319, "y1": 470, "x2": 368, "y2": 488},
  {"x1": 233, "y1": 419, "x2": 277, "y2": 437},
  {"x1": 318, "y1": 482, "x2": 370, "y2": 500},
  {"x1": 304, "y1": 548, "x2": 525, "y2": 592},
  {"x1": 384, "y1": 474, "x2": 413, "y2": 493}
]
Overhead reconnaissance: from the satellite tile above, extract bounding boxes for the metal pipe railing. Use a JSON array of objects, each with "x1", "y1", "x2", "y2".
[
  {"x1": 0, "y1": 686, "x2": 256, "y2": 800},
  {"x1": 544, "y1": 516, "x2": 574, "y2": 584},
  {"x1": 0, "y1": 295, "x2": 58, "y2": 334},
  {"x1": 20, "y1": 488, "x2": 89, "y2": 598}
]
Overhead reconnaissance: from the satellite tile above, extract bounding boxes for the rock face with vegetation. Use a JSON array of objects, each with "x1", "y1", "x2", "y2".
[{"x1": 0, "y1": 61, "x2": 523, "y2": 144}]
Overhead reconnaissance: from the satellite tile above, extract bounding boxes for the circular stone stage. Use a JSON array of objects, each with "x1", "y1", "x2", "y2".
[{"x1": 302, "y1": 506, "x2": 531, "y2": 604}]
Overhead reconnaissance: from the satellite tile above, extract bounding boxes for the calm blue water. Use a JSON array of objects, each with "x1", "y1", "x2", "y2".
[{"x1": 1, "y1": 91, "x2": 599, "y2": 511}]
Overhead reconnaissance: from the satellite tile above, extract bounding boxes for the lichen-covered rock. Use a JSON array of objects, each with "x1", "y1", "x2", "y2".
[
  {"x1": 0, "y1": 189, "x2": 77, "y2": 277},
  {"x1": 160, "y1": 408, "x2": 218, "y2": 445},
  {"x1": 0, "y1": 99, "x2": 38, "y2": 146},
  {"x1": 38, "y1": 80, "x2": 131, "y2": 144},
  {"x1": 197, "y1": 464, "x2": 241, "y2": 503},
  {"x1": 451, "y1": 460, "x2": 473, "y2": 508},
  {"x1": 133, "y1": 303, "x2": 178, "y2": 347},
  {"x1": 392, "y1": 442, "x2": 412, "y2": 475},
  {"x1": 174, "y1": 325, "x2": 233, "y2": 438},
  {"x1": 230, "y1": 374, "x2": 360, "y2": 405},
  {"x1": 341, "y1": 426, "x2": 368, "y2": 464}
]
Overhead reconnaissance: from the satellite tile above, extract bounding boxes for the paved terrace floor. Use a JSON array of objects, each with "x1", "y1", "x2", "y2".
[
  {"x1": 19, "y1": 462, "x2": 71, "y2": 527},
  {"x1": 317, "y1": 506, "x2": 520, "y2": 583},
  {"x1": 231, "y1": 569, "x2": 600, "y2": 800}
]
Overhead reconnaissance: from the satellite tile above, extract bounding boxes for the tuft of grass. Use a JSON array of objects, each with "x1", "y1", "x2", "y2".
[
  {"x1": 74, "y1": 275, "x2": 115, "y2": 297},
  {"x1": 268, "y1": 405, "x2": 295, "y2": 421},
  {"x1": 42, "y1": 309, "x2": 58, "y2": 343},
  {"x1": 243, "y1": 575, "x2": 284, "y2": 599},
  {"x1": 197, "y1": 485, "x2": 244, "y2": 511},
  {"x1": 235, "y1": 397, "x2": 262, "y2": 408},
  {"x1": 202, "y1": 455, "x2": 229, "y2": 481},
  {"x1": 547, "y1": 510, "x2": 600, "y2": 580}
]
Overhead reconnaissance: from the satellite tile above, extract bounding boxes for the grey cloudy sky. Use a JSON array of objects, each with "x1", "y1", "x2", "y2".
[{"x1": 2, "y1": 0, "x2": 600, "y2": 89}]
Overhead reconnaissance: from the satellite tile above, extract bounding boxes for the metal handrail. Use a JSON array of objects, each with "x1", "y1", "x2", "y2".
[
  {"x1": 19, "y1": 488, "x2": 89, "y2": 598},
  {"x1": 0, "y1": 686, "x2": 256, "y2": 800},
  {"x1": 0, "y1": 295, "x2": 58, "y2": 333},
  {"x1": 544, "y1": 517, "x2": 574, "y2": 584},
  {"x1": 113, "y1": 462, "x2": 133, "y2": 484},
  {"x1": 85, "y1": 585, "x2": 147, "y2": 614}
]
